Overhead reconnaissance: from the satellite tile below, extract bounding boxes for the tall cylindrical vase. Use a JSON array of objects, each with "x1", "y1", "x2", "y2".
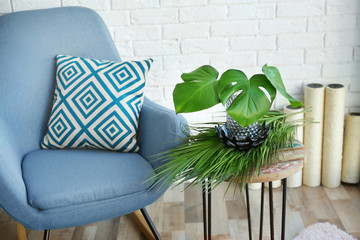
[
  {"x1": 341, "y1": 113, "x2": 360, "y2": 184},
  {"x1": 303, "y1": 83, "x2": 325, "y2": 187},
  {"x1": 248, "y1": 183, "x2": 261, "y2": 190},
  {"x1": 322, "y1": 84, "x2": 346, "y2": 188},
  {"x1": 284, "y1": 105, "x2": 304, "y2": 188},
  {"x1": 265, "y1": 181, "x2": 281, "y2": 189}
]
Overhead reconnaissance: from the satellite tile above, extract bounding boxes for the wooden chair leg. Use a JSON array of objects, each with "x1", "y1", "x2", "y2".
[
  {"x1": 16, "y1": 222, "x2": 27, "y2": 240},
  {"x1": 130, "y1": 210, "x2": 157, "y2": 240}
]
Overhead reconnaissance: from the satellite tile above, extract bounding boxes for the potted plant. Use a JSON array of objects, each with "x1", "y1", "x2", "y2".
[
  {"x1": 174, "y1": 64, "x2": 302, "y2": 125},
  {"x1": 151, "y1": 64, "x2": 304, "y2": 192},
  {"x1": 173, "y1": 64, "x2": 303, "y2": 150}
]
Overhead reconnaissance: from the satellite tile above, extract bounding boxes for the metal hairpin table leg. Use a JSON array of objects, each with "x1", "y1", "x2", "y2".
[
  {"x1": 269, "y1": 181, "x2": 274, "y2": 240},
  {"x1": 281, "y1": 178, "x2": 287, "y2": 240},
  {"x1": 202, "y1": 180, "x2": 208, "y2": 240},
  {"x1": 245, "y1": 184, "x2": 252, "y2": 240},
  {"x1": 259, "y1": 182, "x2": 265, "y2": 240},
  {"x1": 202, "y1": 178, "x2": 212, "y2": 240},
  {"x1": 208, "y1": 178, "x2": 212, "y2": 240}
]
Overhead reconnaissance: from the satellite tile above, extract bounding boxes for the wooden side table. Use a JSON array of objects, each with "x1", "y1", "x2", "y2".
[{"x1": 201, "y1": 143, "x2": 305, "y2": 240}]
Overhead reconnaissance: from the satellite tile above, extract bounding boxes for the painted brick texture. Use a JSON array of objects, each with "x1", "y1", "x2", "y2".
[{"x1": 1, "y1": 0, "x2": 359, "y2": 123}]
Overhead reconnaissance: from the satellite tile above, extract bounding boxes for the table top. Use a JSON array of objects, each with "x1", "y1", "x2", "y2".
[{"x1": 226, "y1": 142, "x2": 305, "y2": 183}]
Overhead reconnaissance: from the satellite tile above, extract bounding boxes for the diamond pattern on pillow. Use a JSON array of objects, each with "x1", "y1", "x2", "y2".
[{"x1": 41, "y1": 55, "x2": 153, "y2": 152}]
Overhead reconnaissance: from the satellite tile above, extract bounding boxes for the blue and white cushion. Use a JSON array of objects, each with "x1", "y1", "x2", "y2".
[{"x1": 41, "y1": 55, "x2": 153, "y2": 152}]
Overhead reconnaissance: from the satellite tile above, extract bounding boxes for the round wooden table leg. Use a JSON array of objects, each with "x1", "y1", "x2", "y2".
[{"x1": 269, "y1": 181, "x2": 274, "y2": 240}]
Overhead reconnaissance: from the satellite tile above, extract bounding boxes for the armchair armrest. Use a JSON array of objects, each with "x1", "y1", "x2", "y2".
[
  {"x1": 0, "y1": 117, "x2": 30, "y2": 219},
  {"x1": 138, "y1": 98, "x2": 187, "y2": 170}
]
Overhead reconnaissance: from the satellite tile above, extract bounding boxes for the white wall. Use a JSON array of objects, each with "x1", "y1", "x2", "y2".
[{"x1": 1, "y1": 0, "x2": 359, "y2": 123}]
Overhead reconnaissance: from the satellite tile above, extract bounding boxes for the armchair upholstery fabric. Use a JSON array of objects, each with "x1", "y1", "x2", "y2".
[
  {"x1": 0, "y1": 7, "x2": 186, "y2": 230},
  {"x1": 22, "y1": 150, "x2": 156, "y2": 210}
]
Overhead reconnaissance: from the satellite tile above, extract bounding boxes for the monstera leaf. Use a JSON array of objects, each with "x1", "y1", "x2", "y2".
[
  {"x1": 262, "y1": 64, "x2": 303, "y2": 108},
  {"x1": 218, "y1": 70, "x2": 276, "y2": 127},
  {"x1": 172, "y1": 64, "x2": 303, "y2": 127},
  {"x1": 173, "y1": 65, "x2": 220, "y2": 113},
  {"x1": 217, "y1": 69, "x2": 248, "y2": 105}
]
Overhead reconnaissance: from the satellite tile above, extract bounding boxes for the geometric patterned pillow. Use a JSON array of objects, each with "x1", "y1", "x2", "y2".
[{"x1": 41, "y1": 55, "x2": 153, "y2": 152}]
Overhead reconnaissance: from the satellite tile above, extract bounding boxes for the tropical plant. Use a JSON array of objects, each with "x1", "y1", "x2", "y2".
[
  {"x1": 150, "y1": 111, "x2": 306, "y2": 194},
  {"x1": 173, "y1": 64, "x2": 303, "y2": 127}
]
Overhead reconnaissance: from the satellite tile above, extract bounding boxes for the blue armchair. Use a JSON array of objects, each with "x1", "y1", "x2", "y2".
[{"x1": 0, "y1": 7, "x2": 186, "y2": 240}]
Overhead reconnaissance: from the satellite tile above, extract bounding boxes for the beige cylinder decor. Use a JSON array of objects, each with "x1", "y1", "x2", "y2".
[
  {"x1": 303, "y1": 83, "x2": 325, "y2": 187},
  {"x1": 341, "y1": 113, "x2": 360, "y2": 184},
  {"x1": 248, "y1": 183, "x2": 262, "y2": 190},
  {"x1": 265, "y1": 180, "x2": 281, "y2": 188},
  {"x1": 322, "y1": 84, "x2": 346, "y2": 188},
  {"x1": 284, "y1": 105, "x2": 304, "y2": 188}
]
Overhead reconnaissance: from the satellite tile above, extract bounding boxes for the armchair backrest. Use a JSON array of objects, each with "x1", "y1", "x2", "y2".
[{"x1": 0, "y1": 7, "x2": 120, "y2": 153}]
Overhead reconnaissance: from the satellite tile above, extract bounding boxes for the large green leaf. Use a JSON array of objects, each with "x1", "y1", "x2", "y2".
[
  {"x1": 173, "y1": 65, "x2": 220, "y2": 113},
  {"x1": 218, "y1": 72, "x2": 277, "y2": 127},
  {"x1": 250, "y1": 74, "x2": 277, "y2": 103},
  {"x1": 262, "y1": 64, "x2": 303, "y2": 108},
  {"x1": 217, "y1": 69, "x2": 248, "y2": 105}
]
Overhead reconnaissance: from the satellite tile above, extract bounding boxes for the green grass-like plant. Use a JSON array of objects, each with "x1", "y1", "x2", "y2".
[{"x1": 150, "y1": 111, "x2": 305, "y2": 195}]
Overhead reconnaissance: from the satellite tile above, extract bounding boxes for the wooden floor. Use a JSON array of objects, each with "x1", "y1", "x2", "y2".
[{"x1": 1, "y1": 183, "x2": 359, "y2": 240}]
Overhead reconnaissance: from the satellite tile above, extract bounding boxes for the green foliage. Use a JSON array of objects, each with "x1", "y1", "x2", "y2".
[
  {"x1": 262, "y1": 64, "x2": 303, "y2": 108},
  {"x1": 149, "y1": 112, "x2": 301, "y2": 195},
  {"x1": 173, "y1": 65, "x2": 219, "y2": 113},
  {"x1": 222, "y1": 73, "x2": 277, "y2": 127},
  {"x1": 217, "y1": 69, "x2": 248, "y2": 104},
  {"x1": 173, "y1": 64, "x2": 303, "y2": 127}
]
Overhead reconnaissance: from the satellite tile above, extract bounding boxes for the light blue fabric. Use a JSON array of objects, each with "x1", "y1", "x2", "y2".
[
  {"x1": 0, "y1": 7, "x2": 187, "y2": 230},
  {"x1": 139, "y1": 98, "x2": 188, "y2": 171},
  {"x1": 41, "y1": 55, "x2": 153, "y2": 152},
  {"x1": 23, "y1": 150, "x2": 155, "y2": 210}
]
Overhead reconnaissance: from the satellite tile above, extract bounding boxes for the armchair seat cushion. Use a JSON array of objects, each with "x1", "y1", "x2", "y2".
[{"x1": 22, "y1": 149, "x2": 155, "y2": 210}]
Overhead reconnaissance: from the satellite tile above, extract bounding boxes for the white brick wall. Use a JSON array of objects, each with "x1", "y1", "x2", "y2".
[
  {"x1": 0, "y1": 0, "x2": 11, "y2": 13},
  {"x1": 1, "y1": 0, "x2": 359, "y2": 123},
  {"x1": 12, "y1": 0, "x2": 60, "y2": 11}
]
